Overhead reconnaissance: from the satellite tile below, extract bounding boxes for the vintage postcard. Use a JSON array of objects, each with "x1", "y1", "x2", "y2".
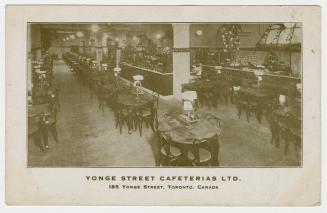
[{"x1": 5, "y1": 5, "x2": 321, "y2": 206}]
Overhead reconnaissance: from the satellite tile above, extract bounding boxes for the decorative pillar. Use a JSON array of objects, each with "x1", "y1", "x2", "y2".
[
  {"x1": 116, "y1": 48, "x2": 121, "y2": 66},
  {"x1": 172, "y1": 24, "x2": 191, "y2": 98}
]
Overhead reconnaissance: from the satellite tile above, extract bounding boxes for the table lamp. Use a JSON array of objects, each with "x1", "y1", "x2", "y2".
[
  {"x1": 279, "y1": 94, "x2": 286, "y2": 107},
  {"x1": 195, "y1": 65, "x2": 202, "y2": 75},
  {"x1": 214, "y1": 66, "x2": 222, "y2": 74},
  {"x1": 114, "y1": 66, "x2": 122, "y2": 80},
  {"x1": 133, "y1": 74, "x2": 144, "y2": 97},
  {"x1": 102, "y1": 64, "x2": 108, "y2": 72},
  {"x1": 92, "y1": 60, "x2": 98, "y2": 71},
  {"x1": 181, "y1": 91, "x2": 197, "y2": 117},
  {"x1": 254, "y1": 69, "x2": 264, "y2": 87}
]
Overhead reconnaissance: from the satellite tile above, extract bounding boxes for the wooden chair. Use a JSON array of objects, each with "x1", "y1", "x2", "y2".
[
  {"x1": 187, "y1": 115, "x2": 221, "y2": 167},
  {"x1": 204, "y1": 113, "x2": 222, "y2": 128},
  {"x1": 28, "y1": 116, "x2": 44, "y2": 152},
  {"x1": 158, "y1": 133, "x2": 182, "y2": 166},
  {"x1": 116, "y1": 105, "x2": 134, "y2": 135},
  {"x1": 283, "y1": 113, "x2": 301, "y2": 155},
  {"x1": 95, "y1": 83, "x2": 108, "y2": 112},
  {"x1": 267, "y1": 115, "x2": 281, "y2": 148},
  {"x1": 136, "y1": 92, "x2": 160, "y2": 136},
  {"x1": 39, "y1": 112, "x2": 59, "y2": 150},
  {"x1": 187, "y1": 138, "x2": 212, "y2": 167},
  {"x1": 236, "y1": 94, "x2": 258, "y2": 123},
  {"x1": 107, "y1": 90, "x2": 119, "y2": 111}
]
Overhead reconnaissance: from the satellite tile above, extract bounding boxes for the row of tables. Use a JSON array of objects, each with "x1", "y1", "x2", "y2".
[
  {"x1": 182, "y1": 76, "x2": 302, "y2": 155},
  {"x1": 64, "y1": 52, "x2": 222, "y2": 166},
  {"x1": 63, "y1": 52, "x2": 155, "y2": 116},
  {"x1": 28, "y1": 55, "x2": 59, "y2": 151}
]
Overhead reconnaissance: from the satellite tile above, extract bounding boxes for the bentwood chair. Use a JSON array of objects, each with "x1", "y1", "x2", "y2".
[
  {"x1": 236, "y1": 92, "x2": 258, "y2": 123},
  {"x1": 95, "y1": 83, "x2": 108, "y2": 112},
  {"x1": 151, "y1": 92, "x2": 160, "y2": 129},
  {"x1": 266, "y1": 112, "x2": 281, "y2": 148},
  {"x1": 39, "y1": 112, "x2": 59, "y2": 150},
  {"x1": 187, "y1": 133, "x2": 220, "y2": 167},
  {"x1": 199, "y1": 86, "x2": 218, "y2": 110},
  {"x1": 187, "y1": 114, "x2": 221, "y2": 167},
  {"x1": 117, "y1": 105, "x2": 134, "y2": 135},
  {"x1": 28, "y1": 116, "x2": 43, "y2": 152},
  {"x1": 136, "y1": 102, "x2": 153, "y2": 136},
  {"x1": 158, "y1": 133, "x2": 183, "y2": 166},
  {"x1": 136, "y1": 92, "x2": 160, "y2": 136}
]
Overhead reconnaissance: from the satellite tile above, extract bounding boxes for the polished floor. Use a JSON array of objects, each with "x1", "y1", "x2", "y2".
[{"x1": 28, "y1": 60, "x2": 301, "y2": 167}]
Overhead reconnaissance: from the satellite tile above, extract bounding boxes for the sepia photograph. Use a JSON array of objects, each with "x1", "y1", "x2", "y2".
[
  {"x1": 27, "y1": 22, "x2": 302, "y2": 168},
  {"x1": 5, "y1": 4, "x2": 321, "y2": 206}
]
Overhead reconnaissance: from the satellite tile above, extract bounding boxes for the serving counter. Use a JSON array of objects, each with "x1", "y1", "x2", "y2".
[
  {"x1": 120, "y1": 63, "x2": 173, "y2": 96},
  {"x1": 202, "y1": 64, "x2": 301, "y2": 95}
]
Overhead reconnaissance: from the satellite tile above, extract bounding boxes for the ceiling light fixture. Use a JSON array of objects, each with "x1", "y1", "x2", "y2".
[
  {"x1": 196, "y1": 30, "x2": 203, "y2": 36},
  {"x1": 91, "y1": 24, "x2": 100, "y2": 33},
  {"x1": 76, "y1": 31, "x2": 84, "y2": 38}
]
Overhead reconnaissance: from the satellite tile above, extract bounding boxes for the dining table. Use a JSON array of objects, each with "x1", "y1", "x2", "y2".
[
  {"x1": 182, "y1": 80, "x2": 233, "y2": 105},
  {"x1": 32, "y1": 86, "x2": 58, "y2": 104},
  {"x1": 28, "y1": 103, "x2": 51, "y2": 118},
  {"x1": 237, "y1": 87, "x2": 276, "y2": 123},
  {"x1": 158, "y1": 111, "x2": 221, "y2": 165},
  {"x1": 239, "y1": 87, "x2": 275, "y2": 103},
  {"x1": 182, "y1": 80, "x2": 232, "y2": 92},
  {"x1": 117, "y1": 89, "x2": 153, "y2": 109},
  {"x1": 98, "y1": 83, "x2": 126, "y2": 94},
  {"x1": 158, "y1": 111, "x2": 222, "y2": 144},
  {"x1": 28, "y1": 103, "x2": 51, "y2": 137}
]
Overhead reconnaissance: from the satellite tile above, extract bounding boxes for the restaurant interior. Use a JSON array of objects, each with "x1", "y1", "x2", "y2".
[{"x1": 27, "y1": 23, "x2": 302, "y2": 167}]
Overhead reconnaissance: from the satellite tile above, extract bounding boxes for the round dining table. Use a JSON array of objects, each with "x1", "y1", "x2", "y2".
[
  {"x1": 158, "y1": 111, "x2": 221, "y2": 144},
  {"x1": 99, "y1": 83, "x2": 125, "y2": 94},
  {"x1": 28, "y1": 103, "x2": 51, "y2": 118},
  {"x1": 117, "y1": 91, "x2": 153, "y2": 109}
]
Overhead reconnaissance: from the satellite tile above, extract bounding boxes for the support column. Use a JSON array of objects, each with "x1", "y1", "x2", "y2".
[
  {"x1": 172, "y1": 24, "x2": 191, "y2": 98},
  {"x1": 116, "y1": 49, "x2": 121, "y2": 67},
  {"x1": 79, "y1": 40, "x2": 84, "y2": 54}
]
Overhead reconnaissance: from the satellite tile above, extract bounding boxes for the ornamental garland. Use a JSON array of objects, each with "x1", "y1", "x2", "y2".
[{"x1": 221, "y1": 24, "x2": 242, "y2": 55}]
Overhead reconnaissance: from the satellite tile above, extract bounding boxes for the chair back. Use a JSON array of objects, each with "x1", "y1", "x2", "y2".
[
  {"x1": 191, "y1": 139, "x2": 201, "y2": 164},
  {"x1": 205, "y1": 113, "x2": 222, "y2": 128},
  {"x1": 192, "y1": 134, "x2": 220, "y2": 166},
  {"x1": 207, "y1": 134, "x2": 220, "y2": 166},
  {"x1": 152, "y1": 92, "x2": 160, "y2": 119},
  {"x1": 152, "y1": 92, "x2": 159, "y2": 107},
  {"x1": 160, "y1": 132, "x2": 173, "y2": 156}
]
